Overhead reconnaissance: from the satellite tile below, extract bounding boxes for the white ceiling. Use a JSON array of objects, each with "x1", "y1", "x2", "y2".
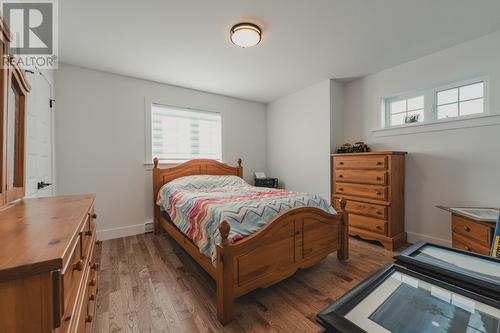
[{"x1": 60, "y1": 0, "x2": 500, "y2": 103}]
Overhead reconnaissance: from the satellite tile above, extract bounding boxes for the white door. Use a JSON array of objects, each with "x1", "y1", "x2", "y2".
[{"x1": 25, "y1": 70, "x2": 54, "y2": 198}]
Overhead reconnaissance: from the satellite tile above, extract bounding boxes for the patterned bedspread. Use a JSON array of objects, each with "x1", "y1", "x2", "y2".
[{"x1": 156, "y1": 175, "x2": 335, "y2": 263}]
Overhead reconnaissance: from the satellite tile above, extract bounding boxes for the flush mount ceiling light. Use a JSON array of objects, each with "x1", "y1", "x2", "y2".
[{"x1": 230, "y1": 23, "x2": 261, "y2": 48}]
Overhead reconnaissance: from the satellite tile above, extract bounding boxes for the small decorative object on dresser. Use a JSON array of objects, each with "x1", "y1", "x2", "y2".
[
  {"x1": 336, "y1": 142, "x2": 370, "y2": 154},
  {"x1": 0, "y1": 195, "x2": 99, "y2": 333},
  {"x1": 437, "y1": 206, "x2": 498, "y2": 256},
  {"x1": 255, "y1": 177, "x2": 279, "y2": 188},
  {"x1": 331, "y1": 151, "x2": 407, "y2": 251}
]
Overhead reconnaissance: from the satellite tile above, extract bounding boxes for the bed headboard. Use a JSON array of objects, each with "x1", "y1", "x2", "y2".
[{"x1": 152, "y1": 158, "x2": 243, "y2": 234}]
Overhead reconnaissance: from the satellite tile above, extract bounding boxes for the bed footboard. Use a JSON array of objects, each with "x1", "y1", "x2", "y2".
[{"x1": 216, "y1": 203, "x2": 348, "y2": 324}]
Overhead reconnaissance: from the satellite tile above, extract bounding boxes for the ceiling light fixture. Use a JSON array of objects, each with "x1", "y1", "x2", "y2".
[{"x1": 230, "y1": 23, "x2": 261, "y2": 48}]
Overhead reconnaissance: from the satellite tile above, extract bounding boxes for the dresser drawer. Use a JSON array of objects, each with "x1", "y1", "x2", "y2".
[
  {"x1": 86, "y1": 244, "x2": 98, "y2": 333},
  {"x1": 336, "y1": 183, "x2": 388, "y2": 201},
  {"x1": 62, "y1": 236, "x2": 84, "y2": 313},
  {"x1": 73, "y1": 270, "x2": 92, "y2": 333},
  {"x1": 335, "y1": 170, "x2": 387, "y2": 185},
  {"x1": 346, "y1": 200, "x2": 387, "y2": 219},
  {"x1": 81, "y1": 215, "x2": 92, "y2": 261},
  {"x1": 452, "y1": 215, "x2": 491, "y2": 247},
  {"x1": 334, "y1": 156, "x2": 387, "y2": 170},
  {"x1": 349, "y1": 214, "x2": 387, "y2": 235},
  {"x1": 452, "y1": 233, "x2": 491, "y2": 256}
]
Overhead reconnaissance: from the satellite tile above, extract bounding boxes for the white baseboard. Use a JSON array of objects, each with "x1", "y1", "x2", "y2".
[
  {"x1": 407, "y1": 231, "x2": 451, "y2": 247},
  {"x1": 145, "y1": 220, "x2": 154, "y2": 233},
  {"x1": 97, "y1": 223, "x2": 143, "y2": 241}
]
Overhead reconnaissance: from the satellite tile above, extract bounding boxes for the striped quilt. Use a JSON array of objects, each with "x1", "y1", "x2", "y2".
[{"x1": 156, "y1": 175, "x2": 335, "y2": 263}]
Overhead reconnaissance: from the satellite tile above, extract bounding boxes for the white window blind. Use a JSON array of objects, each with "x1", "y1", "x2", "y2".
[{"x1": 151, "y1": 104, "x2": 222, "y2": 162}]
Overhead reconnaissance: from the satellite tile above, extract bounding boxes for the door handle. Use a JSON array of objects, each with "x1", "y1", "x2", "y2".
[{"x1": 37, "y1": 181, "x2": 52, "y2": 190}]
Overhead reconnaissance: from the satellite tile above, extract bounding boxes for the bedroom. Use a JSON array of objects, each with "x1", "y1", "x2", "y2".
[{"x1": 0, "y1": 1, "x2": 500, "y2": 332}]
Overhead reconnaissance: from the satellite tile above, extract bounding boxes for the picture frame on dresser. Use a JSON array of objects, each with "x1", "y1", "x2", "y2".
[
  {"x1": 395, "y1": 241, "x2": 500, "y2": 301},
  {"x1": 317, "y1": 263, "x2": 500, "y2": 333}
]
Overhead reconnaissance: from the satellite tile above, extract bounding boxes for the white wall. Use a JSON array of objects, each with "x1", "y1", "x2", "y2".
[
  {"x1": 330, "y1": 81, "x2": 344, "y2": 150},
  {"x1": 55, "y1": 64, "x2": 267, "y2": 240},
  {"x1": 344, "y1": 31, "x2": 500, "y2": 245},
  {"x1": 267, "y1": 80, "x2": 335, "y2": 199}
]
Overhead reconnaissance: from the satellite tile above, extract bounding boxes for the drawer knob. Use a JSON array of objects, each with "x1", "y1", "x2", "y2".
[
  {"x1": 376, "y1": 226, "x2": 382, "y2": 230},
  {"x1": 91, "y1": 213, "x2": 97, "y2": 219},
  {"x1": 376, "y1": 211, "x2": 382, "y2": 215},
  {"x1": 338, "y1": 175, "x2": 343, "y2": 178},
  {"x1": 89, "y1": 294, "x2": 95, "y2": 301},
  {"x1": 463, "y1": 226, "x2": 470, "y2": 232},
  {"x1": 376, "y1": 177, "x2": 382, "y2": 180},
  {"x1": 339, "y1": 188, "x2": 344, "y2": 191},
  {"x1": 86, "y1": 315, "x2": 93, "y2": 323},
  {"x1": 91, "y1": 262, "x2": 100, "y2": 271},
  {"x1": 376, "y1": 191, "x2": 382, "y2": 195},
  {"x1": 89, "y1": 278, "x2": 97, "y2": 287},
  {"x1": 339, "y1": 162, "x2": 344, "y2": 165},
  {"x1": 73, "y1": 259, "x2": 83, "y2": 272},
  {"x1": 85, "y1": 229, "x2": 93, "y2": 236},
  {"x1": 377, "y1": 162, "x2": 382, "y2": 165}
]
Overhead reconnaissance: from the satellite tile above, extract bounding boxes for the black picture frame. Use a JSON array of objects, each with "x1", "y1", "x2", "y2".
[
  {"x1": 316, "y1": 263, "x2": 500, "y2": 333},
  {"x1": 394, "y1": 241, "x2": 500, "y2": 301}
]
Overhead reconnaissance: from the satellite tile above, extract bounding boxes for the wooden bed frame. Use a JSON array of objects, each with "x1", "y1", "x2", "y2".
[{"x1": 152, "y1": 158, "x2": 349, "y2": 324}]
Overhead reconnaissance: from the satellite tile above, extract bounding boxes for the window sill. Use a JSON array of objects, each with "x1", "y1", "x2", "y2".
[{"x1": 372, "y1": 113, "x2": 500, "y2": 137}]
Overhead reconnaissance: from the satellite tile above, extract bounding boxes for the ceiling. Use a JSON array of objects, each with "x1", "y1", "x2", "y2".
[{"x1": 59, "y1": 0, "x2": 500, "y2": 103}]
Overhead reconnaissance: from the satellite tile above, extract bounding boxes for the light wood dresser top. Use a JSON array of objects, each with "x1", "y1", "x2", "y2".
[{"x1": 0, "y1": 194, "x2": 95, "y2": 281}]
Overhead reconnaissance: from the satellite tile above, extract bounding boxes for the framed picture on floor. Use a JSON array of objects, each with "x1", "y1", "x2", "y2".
[
  {"x1": 395, "y1": 241, "x2": 500, "y2": 301},
  {"x1": 317, "y1": 264, "x2": 500, "y2": 333}
]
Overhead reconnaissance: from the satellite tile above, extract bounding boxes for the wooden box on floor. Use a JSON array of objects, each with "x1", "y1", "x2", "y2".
[
  {"x1": 0, "y1": 195, "x2": 99, "y2": 333},
  {"x1": 331, "y1": 151, "x2": 407, "y2": 251}
]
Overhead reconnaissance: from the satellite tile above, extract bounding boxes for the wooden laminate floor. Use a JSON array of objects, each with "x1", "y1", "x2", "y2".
[{"x1": 94, "y1": 233, "x2": 399, "y2": 333}]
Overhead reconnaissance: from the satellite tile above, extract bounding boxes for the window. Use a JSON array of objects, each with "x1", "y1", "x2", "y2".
[
  {"x1": 387, "y1": 95, "x2": 425, "y2": 126},
  {"x1": 437, "y1": 81, "x2": 484, "y2": 119},
  {"x1": 383, "y1": 78, "x2": 487, "y2": 129},
  {"x1": 150, "y1": 104, "x2": 222, "y2": 162}
]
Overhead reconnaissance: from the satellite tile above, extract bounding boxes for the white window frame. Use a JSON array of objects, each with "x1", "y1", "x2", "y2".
[
  {"x1": 384, "y1": 93, "x2": 428, "y2": 128},
  {"x1": 381, "y1": 76, "x2": 489, "y2": 130},
  {"x1": 144, "y1": 97, "x2": 224, "y2": 165}
]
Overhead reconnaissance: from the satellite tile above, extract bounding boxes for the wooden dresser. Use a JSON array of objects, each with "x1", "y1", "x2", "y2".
[
  {"x1": 0, "y1": 195, "x2": 99, "y2": 333},
  {"x1": 331, "y1": 151, "x2": 407, "y2": 250}
]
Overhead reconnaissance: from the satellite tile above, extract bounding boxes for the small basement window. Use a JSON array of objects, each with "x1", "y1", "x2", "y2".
[
  {"x1": 383, "y1": 78, "x2": 487, "y2": 129},
  {"x1": 436, "y1": 81, "x2": 484, "y2": 119},
  {"x1": 387, "y1": 95, "x2": 425, "y2": 126}
]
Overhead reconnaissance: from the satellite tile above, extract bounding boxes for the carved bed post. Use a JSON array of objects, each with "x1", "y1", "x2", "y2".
[
  {"x1": 337, "y1": 197, "x2": 349, "y2": 261},
  {"x1": 236, "y1": 158, "x2": 243, "y2": 178},
  {"x1": 153, "y1": 158, "x2": 161, "y2": 235},
  {"x1": 216, "y1": 221, "x2": 235, "y2": 324}
]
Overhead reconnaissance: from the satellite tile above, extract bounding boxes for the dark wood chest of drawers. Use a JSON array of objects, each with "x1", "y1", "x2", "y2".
[
  {"x1": 0, "y1": 195, "x2": 99, "y2": 333},
  {"x1": 331, "y1": 152, "x2": 407, "y2": 250}
]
